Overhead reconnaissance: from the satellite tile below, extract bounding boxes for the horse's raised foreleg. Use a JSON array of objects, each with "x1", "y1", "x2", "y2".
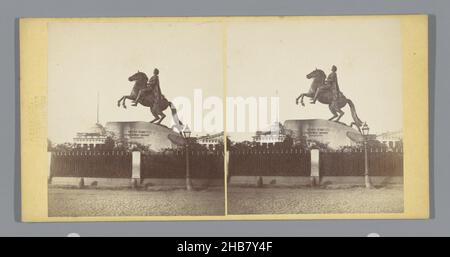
[
  {"x1": 295, "y1": 94, "x2": 305, "y2": 106},
  {"x1": 296, "y1": 93, "x2": 307, "y2": 107},
  {"x1": 121, "y1": 96, "x2": 135, "y2": 109},
  {"x1": 295, "y1": 95, "x2": 301, "y2": 105},
  {"x1": 117, "y1": 96, "x2": 126, "y2": 107},
  {"x1": 297, "y1": 92, "x2": 315, "y2": 107},
  {"x1": 301, "y1": 94, "x2": 308, "y2": 106}
]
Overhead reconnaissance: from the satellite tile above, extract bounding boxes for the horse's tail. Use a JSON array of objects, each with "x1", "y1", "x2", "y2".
[
  {"x1": 168, "y1": 102, "x2": 184, "y2": 127},
  {"x1": 347, "y1": 99, "x2": 363, "y2": 127}
]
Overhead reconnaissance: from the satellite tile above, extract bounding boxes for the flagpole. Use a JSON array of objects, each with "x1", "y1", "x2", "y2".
[{"x1": 96, "y1": 91, "x2": 99, "y2": 124}]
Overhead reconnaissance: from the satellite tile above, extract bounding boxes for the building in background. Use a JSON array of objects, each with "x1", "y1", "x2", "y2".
[
  {"x1": 66, "y1": 94, "x2": 185, "y2": 152},
  {"x1": 377, "y1": 130, "x2": 403, "y2": 149},
  {"x1": 73, "y1": 123, "x2": 107, "y2": 149},
  {"x1": 251, "y1": 90, "x2": 287, "y2": 147},
  {"x1": 197, "y1": 132, "x2": 224, "y2": 150},
  {"x1": 253, "y1": 122, "x2": 286, "y2": 147},
  {"x1": 72, "y1": 92, "x2": 107, "y2": 150}
]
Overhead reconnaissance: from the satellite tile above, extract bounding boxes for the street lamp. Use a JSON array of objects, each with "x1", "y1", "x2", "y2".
[
  {"x1": 361, "y1": 122, "x2": 373, "y2": 189},
  {"x1": 182, "y1": 125, "x2": 193, "y2": 191}
]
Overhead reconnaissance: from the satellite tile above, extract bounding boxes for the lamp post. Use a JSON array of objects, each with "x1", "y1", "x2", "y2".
[
  {"x1": 361, "y1": 122, "x2": 373, "y2": 189},
  {"x1": 183, "y1": 125, "x2": 193, "y2": 191}
]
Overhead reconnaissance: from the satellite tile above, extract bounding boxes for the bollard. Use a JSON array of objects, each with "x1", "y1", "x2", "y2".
[
  {"x1": 79, "y1": 178, "x2": 85, "y2": 189},
  {"x1": 257, "y1": 176, "x2": 263, "y2": 188},
  {"x1": 131, "y1": 151, "x2": 141, "y2": 189},
  {"x1": 310, "y1": 149, "x2": 320, "y2": 187}
]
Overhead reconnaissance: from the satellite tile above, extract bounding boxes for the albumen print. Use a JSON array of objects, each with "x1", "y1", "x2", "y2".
[{"x1": 19, "y1": 16, "x2": 429, "y2": 221}]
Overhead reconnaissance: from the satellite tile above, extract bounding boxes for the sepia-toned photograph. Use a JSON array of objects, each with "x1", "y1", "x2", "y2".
[
  {"x1": 48, "y1": 18, "x2": 404, "y2": 217},
  {"x1": 46, "y1": 21, "x2": 226, "y2": 217},
  {"x1": 225, "y1": 18, "x2": 404, "y2": 215},
  {"x1": 19, "y1": 15, "x2": 429, "y2": 221}
]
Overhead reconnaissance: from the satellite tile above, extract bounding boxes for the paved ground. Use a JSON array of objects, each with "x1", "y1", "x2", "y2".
[
  {"x1": 49, "y1": 185, "x2": 403, "y2": 216},
  {"x1": 227, "y1": 185, "x2": 404, "y2": 214},
  {"x1": 48, "y1": 187, "x2": 225, "y2": 217}
]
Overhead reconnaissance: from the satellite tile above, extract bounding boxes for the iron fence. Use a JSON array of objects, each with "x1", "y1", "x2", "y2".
[
  {"x1": 141, "y1": 150, "x2": 224, "y2": 179},
  {"x1": 319, "y1": 148, "x2": 403, "y2": 176},
  {"x1": 228, "y1": 149, "x2": 311, "y2": 176},
  {"x1": 50, "y1": 151, "x2": 132, "y2": 178}
]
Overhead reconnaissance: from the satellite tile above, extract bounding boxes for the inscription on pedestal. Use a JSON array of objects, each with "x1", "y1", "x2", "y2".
[{"x1": 284, "y1": 119, "x2": 361, "y2": 150}]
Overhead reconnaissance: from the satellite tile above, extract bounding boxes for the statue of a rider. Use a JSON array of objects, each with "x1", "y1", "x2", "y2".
[
  {"x1": 311, "y1": 65, "x2": 341, "y2": 105},
  {"x1": 132, "y1": 68, "x2": 162, "y2": 107}
]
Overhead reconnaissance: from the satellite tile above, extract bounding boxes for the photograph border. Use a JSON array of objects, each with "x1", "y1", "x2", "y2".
[{"x1": 20, "y1": 15, "x2": 428, "y2": 222}]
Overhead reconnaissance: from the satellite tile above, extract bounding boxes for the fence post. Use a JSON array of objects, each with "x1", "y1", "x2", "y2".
[
  {"x1": 131, "y1": 151, "x2": 141, "y2": 188},
  {"x1": 48, "y1": 152, "x2": 52, "y2": 184},
  {"x1": 310, "y1": 149, "x2": 320, "y2": 187}
]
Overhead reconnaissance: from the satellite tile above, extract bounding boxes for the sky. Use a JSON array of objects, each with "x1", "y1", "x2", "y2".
[
  {"x1": 226, "y1": 18, "x2": 402, "y2": 141},
  {"x1": 48, "y1": 17, "x2": 402, "y2": 143},
  {"x1": 48, "y1": 21, "x2": 224, "y2": 143}
]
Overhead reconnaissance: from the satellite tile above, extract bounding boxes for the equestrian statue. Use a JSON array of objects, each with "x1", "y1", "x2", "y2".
[
  {"x1": 117, "y1": 69, "x2": 184, "y2": 132},
  {"x1": 295, "y1": 65, "x2": 364, "y2": 132}
]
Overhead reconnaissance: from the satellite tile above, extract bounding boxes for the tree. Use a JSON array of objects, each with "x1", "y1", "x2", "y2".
[
  {"x1": 130, "y1": 142, "x2": 150, "y2": 152},
  {"x1": 103, "y1": 136, "x2": 116, "y2": 150},
  {"x1": 281, "y1": 135, "x2": 294, "y2": 148},
  {"x1": 53, "y1": 143, "x2": 73, "y2": 152},
  {"x1": 306, "y1": 140, "x2": 330, "y2": 151}
]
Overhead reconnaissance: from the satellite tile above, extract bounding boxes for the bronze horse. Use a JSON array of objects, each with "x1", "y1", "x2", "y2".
[
  {"x1": 295, "y1": 69, "x2": 364, "y2": 132},
  {"x1": 117, "y1": 71, "x2": 183, "y2": 127}
]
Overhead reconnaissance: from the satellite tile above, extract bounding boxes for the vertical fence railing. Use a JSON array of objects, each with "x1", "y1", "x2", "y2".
[
  {"x1": 228, "y1": 149, "x2": 310, "y2": 176},
  {"x1": 50, "y1": 151, "x2": 132, "y2": 178},
  {"x1": 49, "y1": 147, "x2": 403, "y2": 183},
  {"x1": 140, "y1": 150, "x2": 224, "y2": 179},
  {"x1": 319, "y1": 148, "x2": 403, "y2": 176},
  {"x1": 229, "y1": 147, "x2": 403, "y2": 177}
]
